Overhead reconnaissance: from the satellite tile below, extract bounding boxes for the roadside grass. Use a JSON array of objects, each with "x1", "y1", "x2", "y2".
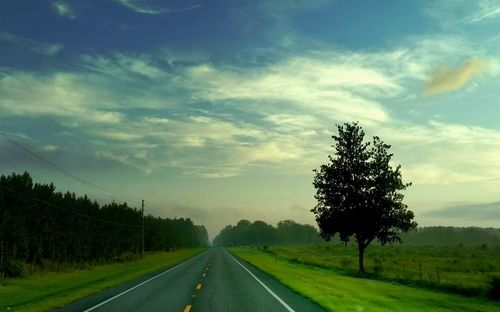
[
  {"x1": 263, "y1": 244, "x2": 500, "y2": 296},
  {"x1": 0, "y1": 248, "x2": 205, "y2": 312},
  {"x1": 230, "y1": 247, "x2": 500, "y2": 312}
]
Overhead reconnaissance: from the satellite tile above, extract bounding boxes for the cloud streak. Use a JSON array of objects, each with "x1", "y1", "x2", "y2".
[
  {"x1": 0, "y1": 31, "x2": 63, "y2": 56},
  {"x1": 466, "y1": 2, "x2": 500, "y2": 23},
  {"x1": 115, "y1": 0, "x2": 202, "y2": 15},
  {"x1": 423, "y1": 58, "x2": 488, "y2": 95},
  {"x1": 424, "y1": 201, "x2": 500, "y2": 220}
]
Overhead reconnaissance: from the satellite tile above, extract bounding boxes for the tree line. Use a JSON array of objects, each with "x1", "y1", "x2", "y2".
[
  {"x1": 401, "y1": 226, "x2": 500, "y2": 246},
  {"x1": 213, "y1": 219, "x2": 322, "y2": 246},
  {"x1": 0, "y1": 171, "x2": 208, "y2": 277}
]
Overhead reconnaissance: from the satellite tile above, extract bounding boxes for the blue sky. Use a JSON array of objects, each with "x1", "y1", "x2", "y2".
[{"x1": 1, "y1": 0, "x2": 500, "y2": 238}]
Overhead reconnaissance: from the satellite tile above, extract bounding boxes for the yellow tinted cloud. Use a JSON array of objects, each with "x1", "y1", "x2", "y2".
[{"x1": 423, "y1": 58, "x2": 488, "y2": 96}]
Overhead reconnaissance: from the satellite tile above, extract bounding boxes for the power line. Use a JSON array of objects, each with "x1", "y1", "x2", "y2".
[
  {"x1": 0, "y1": 133, "x2": 166, "y2": 217},
  {"x1": 0, "y1": 133, "x2": 144, "y2": 207},
  {"x1": 0, "y1": 184, "x2": 141, "y2": 228},
  {"x1": 0, "y1": 133, "x2": 114, "y2": 194}
]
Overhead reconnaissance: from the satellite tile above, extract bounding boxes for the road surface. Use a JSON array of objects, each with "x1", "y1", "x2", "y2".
[{"x1": 60, "y1": 247, "x2": 325, "y2": 312}]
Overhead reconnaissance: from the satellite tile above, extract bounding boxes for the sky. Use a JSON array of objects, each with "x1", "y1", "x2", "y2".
[{"x1": 1, "y1": 0, "x2": 500, "y2": 239}]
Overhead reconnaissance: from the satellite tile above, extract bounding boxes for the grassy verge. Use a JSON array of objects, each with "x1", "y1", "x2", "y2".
[
  {"x1": 230, "y1": 247, "x2": 500, "y2": 312},
  {"x1": 262, "y1": 244, "x2": 500, "y2": 296},
  {"x1": 0, "y1": 248, "x2": 205, "y2": 312}
]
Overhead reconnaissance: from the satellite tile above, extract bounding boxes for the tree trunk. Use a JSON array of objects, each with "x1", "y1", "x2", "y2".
[{"x1": 358, "y1": 241, "x2": 365, "y2": 274}]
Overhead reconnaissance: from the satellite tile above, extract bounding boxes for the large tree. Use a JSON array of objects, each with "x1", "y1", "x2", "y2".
[{"x1": 312, "y1": 122, "x2": 416, "y2": 273}]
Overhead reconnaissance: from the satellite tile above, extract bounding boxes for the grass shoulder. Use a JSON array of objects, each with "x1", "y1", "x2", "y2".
[
  {"x1": 0, "y1": 248, "x2": 206, "y2": 312},
  {"x1": 229, "y1": 247, "x2": 500, "y2": 312}
]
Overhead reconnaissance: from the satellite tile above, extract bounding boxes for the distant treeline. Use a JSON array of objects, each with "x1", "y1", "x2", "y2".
[
  {"x1": 213, "y1": 218, "x2": 500, "y2": 248},
  {"x1": 213, "y1": 219, "x2": 323, "y2": 246},
  {"x1": 326, "y1": 227, "x2": 500, "y2": 246},
  {"x1": 0, "y1": 172, "x2": 208, "y2": 277},
  {"x1": 401, "y1": 226, "x2": 500, "y2": 246}
]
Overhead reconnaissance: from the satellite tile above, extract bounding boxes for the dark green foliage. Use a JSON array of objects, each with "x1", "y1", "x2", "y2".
[
  {"x1": 1, "y1": 259, "x2": 25, "y2": 278},
  {"x1": 0, "y1": 171, "x2": 208, "y2": 277},
  {"x1": 277, "y1": 220, "x2": 322, "y2": 245},
  {"x1": 373, "y1": 257, "x2": 383, "y2": 275},
  {"x1": 213, "y1": 219, "x2": 322, "y2": 246},
  {"x1": 490, "y1": 276, "x2": 500, "y2": 300},
  {"x1": 402, "y1": 226, "x2": 500, "y2": 246},
  {"x1": 312, "y1": 122, "x2": 416, "y2": 273}
]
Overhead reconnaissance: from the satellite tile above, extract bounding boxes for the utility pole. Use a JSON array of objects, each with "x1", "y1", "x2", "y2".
[{"x1": 141, "y1": 199, "x2": 144, "y2": 260}]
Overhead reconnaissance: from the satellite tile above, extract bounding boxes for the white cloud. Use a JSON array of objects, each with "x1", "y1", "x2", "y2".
[
  {"x1": 52, "y1": 1, "x2": 75, "y2": 19},
  {"x1": 178, "y1": 55, "x2": 398, "y2": 124},
  {"x1": 404, "y1": 163, "x2": 488, "y2": 185},
  {"x1": 265, "y1": 114, "x2": 318, "y2": 132},
  {"x1": 375, "y1": 121, "x2": 500, "y2": 187},
  {"x1": 99, "y1": 131, "x2": 142, "y2": 142},
  {"x1": 0, "y1": 72, "x2": 123, "y2": 124},
  {"x1": 143, "y1": 117, "x2": 169, "y2": 124}
]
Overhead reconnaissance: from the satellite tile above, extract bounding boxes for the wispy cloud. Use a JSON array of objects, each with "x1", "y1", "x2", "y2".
[
  {"x1": 466, "y1": 1, "x2": 500, "y2": 23},
  {"x1": 115, "y1": 0, "x2": 202, "y2": 15},
  {"x1": 52, "y1": 1, "x2": 76, "y2": 19},
  {"x1": 231, "y1": 0, "x2": 331, "y2": 45},
  {"x1": 35, "y1": 43, "x2": 64, "y2": 56},
  {"x1": 78, "y1": 49, "x2": 403, "y2": 123},
  {"x1": 0, "y1": 31, "x2": 64, "y2": 56},
  {"x1": 424, "y1": 201, "x2": 500, "y2": 220},
  {"x1": 81, "y1": 53, "x2": 166, "y2": 79},
  {"x1": 0, "y1": 72, "x2": 123, "y2": 124},
  {"x1": 423, "y1": 58, "x2": 488, "y2": 95},
  {"x1": 2, "y1": 38, "x2": 500, "y2": 182},
  {"x1": 176, "y1": 54, "x2": 400, "y2": 124}
]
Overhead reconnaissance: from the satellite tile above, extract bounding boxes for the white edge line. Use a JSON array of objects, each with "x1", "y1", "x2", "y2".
[
  {"x1": 225, "y1": 249, "x2": 295, "y2": 312},
  {"x1": 83, "y1": 251, "x2": 207, "y2": 312}
]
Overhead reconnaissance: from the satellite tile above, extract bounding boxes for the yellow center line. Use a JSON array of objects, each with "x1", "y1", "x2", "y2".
[
  {"x1": 196, "y1": 283, "x2": 202, "y2": 290},
  {"x1": 183, "y1": 304, "x2": 192, "y2": 312}
]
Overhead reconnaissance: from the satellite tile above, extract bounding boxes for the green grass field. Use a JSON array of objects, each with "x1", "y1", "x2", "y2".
[
  {"x1": 0, "y1": 248, "x2": 205, "y2": 312},
  {"x1": 230, "y1": 247, "x2": 500, "y2": 311},
  {"x1": 258, "y1": 244, "x2": 500, "y2": 296}
]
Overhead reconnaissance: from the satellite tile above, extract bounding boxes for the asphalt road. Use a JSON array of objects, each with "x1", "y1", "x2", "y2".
[{"x1": 59, "y1": 247, "x2": 325, "y2": 312}]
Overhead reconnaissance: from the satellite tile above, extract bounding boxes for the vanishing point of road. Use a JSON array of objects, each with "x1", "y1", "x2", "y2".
[{"x1": 59, "y1": 247, "x2": 325, "y2": 312}]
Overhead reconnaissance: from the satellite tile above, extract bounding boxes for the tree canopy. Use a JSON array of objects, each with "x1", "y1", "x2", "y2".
[{"x1": 311, "y1": 122, "x2": 416, "y2": 273}]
